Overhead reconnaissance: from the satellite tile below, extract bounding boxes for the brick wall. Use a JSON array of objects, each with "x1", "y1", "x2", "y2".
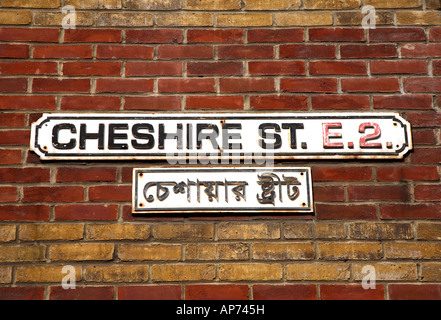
[{"x1": 0, "y1": 0, "x2": 440, "y2": 300}]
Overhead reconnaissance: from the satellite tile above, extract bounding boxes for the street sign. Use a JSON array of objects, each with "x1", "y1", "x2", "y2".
[
  {"x1": 132, "y1": 167, "x2": 313, "y2": 214},
  {"x1": 30, "y1": 112, "x2": 412, "y2": 160}
]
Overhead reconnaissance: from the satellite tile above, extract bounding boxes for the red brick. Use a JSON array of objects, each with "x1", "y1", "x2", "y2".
[
  {"x1": 186, "y1": 285, "x2": 248, "y2": 300},
  {"x1": 316, "y1": 204, "x2": 376, "y2": 220},
  {"x1": 348, "y1": 185, "x2": 410, "y2": 201},
  {"x1": 186, "y1": 96, "x2": 243, "y2": 110},
  {"x1": 118, "y1": 286, "x2": 181, "y2": 300},
  {"x1": 124, "y1": 96, "x2": 181, "y2": 111},
  {"x1": 281, "y1": 78, "x2": 337, "y2": 93},
  {"x1": 248, "y1": 29, "x2": 303, "y2": 43},
  {"x1": 0, "y1": 44, "x2": 28, "y2": 58},
  {"x1": 434, "y1": 60, "x2": 441, "y2": 75},
  {"x1": 430, "y1": 27, "x2": 441, "y2": 41},
  {"x1": 0, "y1": 130, "x2": 30, "y2": 145},
  {"x1": 342, "y1": 78, "x2": 400, "y2": 93},
  {"x1": 253, "y1": 284, "x2": 316, "y2": 300},
  {"x1": 370, "y1": 61, "x2": 428, "y2": 75},
  {"x1": 220, "y1": 78, "x2": 274, "y2": 93},
  {"x1": 96, "y1": 79, "x2": 153, "y2": 93},
  {"x1": 341, "y1": 44, "x2": 397, "y2": 58},
  {"x1": 33, "y1": 79, "x2": 90, "y2": 93},
  {"x1": 0, "y1": 79, "x2": 27, "y2": 92},
  {"x1": 55, "y1": 204, "x2": 118, "y2": 221},
  {"x1": 0, "y1": 168, "x2": 49, "y2": 183},
  {"x1": 401, "y1": 43, "x2": 441, "y2": 58},
  {"x1": 0, "y1": 27, "x2": 59, "y2": 42},
  {"x1": 126, "y1": 29, "x2": 183, "y2": 44},
  {"x1": 96, "y1": 45, "x2": 154, "y2": 59},
  {"x1": 125, "y1": 61, "x2": 182, "y2": 76},
  {"x1": 0, "y1": 113, "x2": 25, "y2": 126},
  {"x1": 314, "y1": 185, "x2": 345, "y2": 202},
  {"x1": 61, "y1": 96, "x2": 120, "y2": 111},
  {"x1": 63, "y1": 61, "x2": 121, "y2": 76},
  {"x1": 57, "y1": 167, "x2": 117, "y2": 183},
  {"x1": 0, "y1": 96, "x2": 56, "y2": 111},
  {"x1": 64, "y1": 29, "x2": 121, "y2": 43},
  {"x1": 279, "y1": 44, "x2": 335, "y2": 59},
  {"x1": 0, "y1": 187, "x2": 18, "y2": 202},
  {"x1": 218, "y1": 45, "x2": 273, "y2": 59},
  {"x1": 389, "y1": 284, "x2": 441, "y2": 300},
  {"x1": 309, "y1": 28, "x2": 365, "y2": 42},
  {"x1": 0, "y1": 61, "x2": 57, "y2": 75},
  {"x1": 374, "y1": 95, "x2": 433, "y2": 111},
  {"x1": 381, "y1": 204, "x2": 441, "y2": 219},
  {"x1": 320, "y1": 285, "x2": 385, "y2": 300},
  {"x1": 404, "y1": 77, "x2": 441, "y2": 93},
  {"x1": 158, "y1": 79, "x2": 215, "y2": 93},
  {"x1": 158, "y1": 45, "x2": 213, "y2": 59},
  {"x1": 406, "y1": 112, "x2": 441, "y2": 127},
  {"x1": 377, "y1": 166, "x2": 439, "y2": 181},
  {"x1": 370, "y1": 28, "x2": 425, "y2": 42},
  {"x1": 188, "y1": 29, "x2": 243, "y2": 43},
  {"x1": 412, "y1": 129, "x2": 436, "y2": 145},
  {"x1": 313, "y1": 167, "x2": 373, "y2": 182},
  {"x1": 309, "y1": 61, "x2": 367, "y2": 75},
  {"x1": 23, "y1": 186, "x2": 84, "y2": 203},
  {"x1": 312, "y1": 95, "x2": 370, "y2": 110},
  {"x1": 411, "y1": 148, "x2": 441, "y2": 164},
  {"x1": 0, "y1": 150, "x2": 21, "y2": 165},
  {"x1": 415, "y1": 185, "x2": 441, "y2": 201},
  {"x1": 33, "y1": 45, "x2": 92, "y2": 59},
  {"x1": 250, "y1": 95, "x2": 308, "y2": 110},
  {"x1": 50, "y1": 287, "x2": 114, "y2": 300},
  {"x1": 89, "y1": 186, "x2": 131, "y2": 202},
  {"x1": 0, "y1": 287, "x2": 45, "y2": 300},
  {"x1": 0, "y1": 205, "x2": 50, "y2": 221},
  {"x1": 249, "y1": 61, "x2": 305, "y2": 76},
  {"x1": 187, "y1": 62, "x2": 243, "y2": 76}
]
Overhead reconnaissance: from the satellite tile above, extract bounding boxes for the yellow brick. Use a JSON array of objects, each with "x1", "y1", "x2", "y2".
[
  {"x1": 252, "y1": 243, "x2": 315, "y2": 260},
  {"x1": 124, "y1": 0, "x2": 181, "y2": 10},
  {"x1": 16, "y1": 265, "x2": 81, "y2": 283},
  {"x1": 33, "y1": 12, "x2": 94, "y2": 26},
  {"x1": 152, "y1": 224, "x2": 213, "y2": 240},
  {"x1": 336, "y1": 11, "x2": 394, "y2": 26},
  {"x1": 385, "y1": 243, "x2": 441, "y2": 259},
  {"x1": 421, "y1": 263, "x2": 441, "y2": 281},
  {"x1": 352, "y1": 263, "x2": 418, "y2": 281},
  {"x1": 151, "y1": 264, "x2": 215, "y2": 282},
  {"x1": 417, "y1": 223, "x2": 441, "y2": 240},
  {"x1": 118, "y1": 244, "x2": 181, "y2": 261},
  {"x1": 318, "y1": 242, "x2": 383, "y2": 260},
  {"x1": 96, "y1": 13, "x2": 153, "y2": 27},
  {"x1": 348, "y1": 223, "x2": 413, "y2": 240},
  {"x1": 0, "y1": 245, "x2": 45, "y2": 262},
  {"x1": 0, "y1": 225, "x2": 16, "y2": 242},
  {"x1": 244, "y1": 0, "x2": 301, "y2": 10},
  {"x1": 186, "y1": 0, "x2": 241, "y2": 10},
  {"x1": 397, "y1": 11, "x2": 441, "y2": 25},
  {"x1": 286, "y1": 263, "x2": 350, "y2": 280},
  {"x1": 86, "y1": 224, "x2": 150, "y2": 241},
  {"x1": 217, "y1": 222, "x2": 280, "y2": 240},
  {"x1": 85, "y1": 265, "x2": 149, "y2": 282},
  {"x1": 0, "y1": 266, "x2": 12, "y2": 284},
  {"x1": 315, "y1": 223, "x2": 346, "y2": 239},
  {"x1": 219, "y1": 263, "x2": 282, "y2": 281},
  {"x1": 2, "y1": 0, "x2": 60, "y2": 8},
  {"x1": 275, "y1": 12, "x2": 333, "y2": 26},
  {"x1": 20, "y1": 224, "x2": 84, "y2": 241},
  {"x1": 303, "y1": 0, "x2": 361, "y2": 9},
  {"x1": 283, "y1": 223, "x2": 313, "y2": 239},
  {"x1": 364, "y1": 0, "x2": 421, "y2": 8},
  {"x1": 0, "y1": 10, "x2": 31, "y2": 25},
  {"x1": 185, "y1": 243, "x2": 248, "y2": 260},
  {"x1": 426, "y1": 0, "x2": 441, "y2": 9},
  {"x1": 216, "y1": 13, "x2": 272, "y2": 27},
  {"x1": 156, "y1": 13, "x2": 213, "y2": 27},
  {"x1": 50, "y1": 244, "x2": 114, "y2": 261},
  {"x1": 64, "y1": 0, "x2": 122, "y2": 9}
]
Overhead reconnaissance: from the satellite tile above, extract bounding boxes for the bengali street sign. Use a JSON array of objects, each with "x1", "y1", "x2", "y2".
[
  {"x1": 30, "y1": 112, "x2": 412, "y2": 161},
  {"x1": 132, "y1": 167, "x2": 313, "y2": 214}
]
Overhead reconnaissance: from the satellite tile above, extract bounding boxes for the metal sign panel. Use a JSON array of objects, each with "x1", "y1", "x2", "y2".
[
  {"x1": 30, "y1": 112, "x2": 412, "y2": 160},
  {"x1": 132, "y1": 167, "x2": 313, "y2": 214}
]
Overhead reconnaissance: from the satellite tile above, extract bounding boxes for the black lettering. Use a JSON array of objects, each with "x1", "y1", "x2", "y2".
[
  {"x1": 197, "y1": 123, "x2": 219, "y2": 150},
  {"x1": 159, "y1": 123, "x2": 183, "y2": 150},
  {"x1": 79, "y1": 123, "x2": 104, "y2": 150},
  {"x1": 222, "y1": 123, "x2": 242, "y2": 150},
  {"x1": 282, "y1": 123, "x2": 304, "y2": 149},
  {"x1": 108, "y1": 123, "x2": 128, "y2": 150},
  {"x1": 258, "y1": 123, "x2": 282, "y2": 149},
  {"x1": 131, "y1": 123, "x2": 154, "y2": 150},
  {"x1": 52, "y1": 123, "x2": 77, "y2": 150}
]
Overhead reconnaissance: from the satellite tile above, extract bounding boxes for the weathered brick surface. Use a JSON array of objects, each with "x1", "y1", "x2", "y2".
[{"x1": 0, "y1": 0, "x2": 440, "y2": 301}]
